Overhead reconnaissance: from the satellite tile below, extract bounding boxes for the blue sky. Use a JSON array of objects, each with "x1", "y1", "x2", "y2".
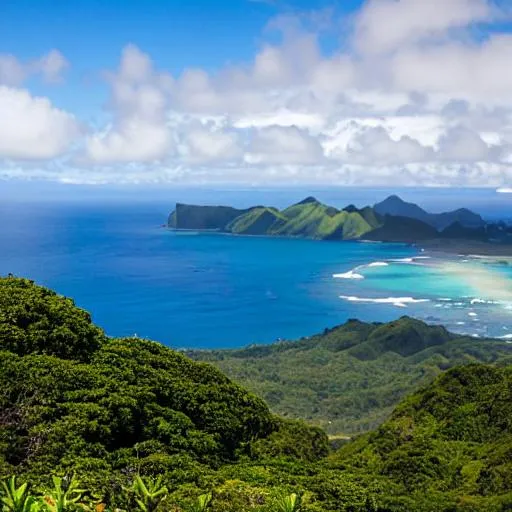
[
  {"x1": 1, "y1": 0, "x2": 360, "y2": 115},
  {"x1": 1, "y1": 0, "x2": 278, "y2": 115},
  {"x1": 1, "y1": 0, "x2": 512, "y2": 190}
]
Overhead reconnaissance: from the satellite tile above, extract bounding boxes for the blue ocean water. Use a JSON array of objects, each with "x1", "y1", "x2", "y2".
[
  {"x1": 0, "y1": 200, "x2": 511, "y2": 347},
  {"x1": 336, "y1": 257, "x2": 512, "y2": 338}
]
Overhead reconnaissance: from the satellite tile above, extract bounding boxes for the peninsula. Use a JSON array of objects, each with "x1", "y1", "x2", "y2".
[{"x1": 168, "y1": 194, "x2": 512, "y2": 253}]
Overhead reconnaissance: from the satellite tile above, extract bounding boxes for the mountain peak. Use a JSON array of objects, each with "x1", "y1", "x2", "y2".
[
  {"x1": 296, "y1": 196, "x2": 319, "y2": 205},
  {"x1": 374, "y1": 195, "x2": 429, "y2": 223},
  {"x1": 375, "y1": 195, "x2": 484, "y2": 230},
  {"x1": 382, "y1": 194, "x2": 406, "y2": 204}
]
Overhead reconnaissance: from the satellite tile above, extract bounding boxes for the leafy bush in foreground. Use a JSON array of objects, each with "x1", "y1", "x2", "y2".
[{"x1": 0, "y1": 277, "x2": 104, "y2": 362}]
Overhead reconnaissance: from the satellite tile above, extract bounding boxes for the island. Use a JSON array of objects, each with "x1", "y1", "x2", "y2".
[{"x1": 168, "y1": 194, "x2": 512, "y2": 253}]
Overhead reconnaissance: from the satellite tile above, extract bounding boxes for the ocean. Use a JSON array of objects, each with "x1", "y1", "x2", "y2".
[{"x1": 0, "y1": 199, "x2": 511, "y2": 348}]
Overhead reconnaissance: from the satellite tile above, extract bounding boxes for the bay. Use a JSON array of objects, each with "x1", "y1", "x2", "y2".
[{"x1": 0, "y1": 200, "x2": 510, "y2": 347}]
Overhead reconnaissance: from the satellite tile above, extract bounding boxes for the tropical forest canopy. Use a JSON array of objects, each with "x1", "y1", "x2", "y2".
[{"x1": 0, "y1": 276, "x2": 511, "y2": 511}]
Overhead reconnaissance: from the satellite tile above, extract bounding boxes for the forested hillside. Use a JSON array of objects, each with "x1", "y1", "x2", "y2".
[
  {"x1": 193, "y1": 318, "x2": 512, "y2": 434},
  {"x1": 1, "y1": 276, "x2": 511, "y2": 511}
]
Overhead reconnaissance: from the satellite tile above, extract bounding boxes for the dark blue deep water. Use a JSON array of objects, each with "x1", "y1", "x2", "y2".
[{"x1": 0, "y1": 200, "x2": 419, "y2": 348}]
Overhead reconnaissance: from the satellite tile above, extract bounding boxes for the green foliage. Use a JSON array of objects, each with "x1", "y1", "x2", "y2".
[
  {"x1": 249, "y1": 419, "x2": 328, "y2": 462},
  {"x1": 187, "y1": 492, "x2": 212, "y2": 512},
  {"x1": 42, "y1": 475, "x2": 85, "y2": 512},
  {"x1": 0, "y1": 278, "x2": 323, "y2": 496},
  {"x1": 1, "y1": 476, "x2": 40, "y2": 512},
  {"x1": 2, "y1": 278, "x2": 512, "y2": 511},
  {"x1": 193, "y1": 317, "x2": 512, "y2": 434},
  {"x1": 227, "y1": 208, "x2": 287, "y2": 235},
  {"x1": 169, "y1": 204, "x2": 253, "y2": 230},
  {"x1": 129, "y1": 475, "x2": 168, "y2": 512},
  {"x1": 167, "y1": 196, "x2": 504, "y2": 246},
  {"x1": 275, "y1": 493, "x2": 300, "y2": 512},
  {"x1": 0, "y1": 277, "x2": 104, "y2": 362},
  {"x1": 329, "y1": 364, "x2": 512, "y2": 506}
]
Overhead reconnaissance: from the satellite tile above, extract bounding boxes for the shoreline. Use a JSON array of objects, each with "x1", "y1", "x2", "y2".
[
  {"x1": 417, "y1": 239, "x2": 512, "y2": 258},
  {"x1": 166, "y1": 227, "x2": 512, "y2": 258}
]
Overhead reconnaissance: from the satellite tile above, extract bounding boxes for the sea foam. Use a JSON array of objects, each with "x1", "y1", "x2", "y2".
[
  {"x1": 339, "y1": 295, "x2": 430, "y2": 308},
  {"x1": 367, "y1": 261, "x2": 389, "y2": 267},
  {"x1": 333, "y1": 270, "x2": 364, "y2": 280}
]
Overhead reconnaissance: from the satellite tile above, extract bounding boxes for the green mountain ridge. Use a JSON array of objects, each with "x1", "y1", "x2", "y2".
[
  {"x1": 168, "y1": 198, "x2": 384, "y2": 240},
  {"x1": 167, "y1": 195, "x2": 505, "y2": 246},
  {"x1": 328, "y1": 364, "x2": 512, "y2": 510},
  {"x1": 192, "y1": 317, "x2": 512, "y2": 435}
]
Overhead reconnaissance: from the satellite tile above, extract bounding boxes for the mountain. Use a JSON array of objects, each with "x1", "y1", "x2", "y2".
[
  {"x1": 167, "y1": 198, "x2": 407, "y2": 241},
  {"x1": 441, "y1": 221, "x2": 488, "y2": 240},
  {"x1": 192, "y1": 316, "x2": 512, "y2": 435},
  {"x1": 331, "y1": 364, "x2": 512, "y2": 510},
  {"x1": 363, "y1": 214, "x2": 438, "y2": 242},
  {"x1": 374, "y1": 194, "x2": 485, "y2": 230},
  {"x1": 167, "y1": 196, "x2": 499, "y2": 246}
]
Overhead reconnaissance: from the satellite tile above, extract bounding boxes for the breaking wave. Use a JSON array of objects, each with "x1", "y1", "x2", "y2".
[
  {"x1": 333, "y1": 270, "x2": 365, "y2": 280},
  {"x1": 339, "y1": 295, "x2": 430, "y2": 308}
]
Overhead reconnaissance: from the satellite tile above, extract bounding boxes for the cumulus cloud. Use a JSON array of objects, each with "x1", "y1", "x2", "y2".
[
  {"x1": 0, "y1": 86, "x2": 80, "y2": 159},
  {"x1": 35, "y1": 49, "x2": 69, "y2": 84},
  {"x1": 0, "y1": 50, "x2": 68, "y2": 86},
  {"x1": 84, "y1": 45, "x2": 174, "y2": 164},
  {"x1": 0, "y1": 55, "x2": 25, "y2": 86},
  {"x1": 353, "y1": 0, "x2": 492, "y2": 55},
  {"x1": 437, "y1": 126, "x2": 500, "y2": 162},
  {"x1": 344, "y1": 126, "x2": 434, "y2": 165},
  {"x1": 5, "y1": 0, "x2": 512, "y2": 186},
  {"x1": 183, "y1": 126, "x2": 242, "y2": 164},
  {"x1": 246, "y1": 125, "x2": 324, "y2": 165},
  {"x1": 389, "y1": 35, "x2": 512, "y2": 101}
]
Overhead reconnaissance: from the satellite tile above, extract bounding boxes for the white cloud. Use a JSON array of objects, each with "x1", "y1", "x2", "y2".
[
  {"x1": 389, "y1": 35, "x2": 512, "y2": 101},
  {"x1": 84, "y1": 45, "x2": 174, "y2": 164},
  {"x1": 0, "y1": 55, "x2": 25, "y2": 86},
  {"x1": 437, "y1": 126, "x2": 499, "y2": 162},
  {"x1": 344, "y1": 126, "x2": 434, "y2": 165},
  {"x1": 86, "y1": 119, "x2": 173, "y2": 164},
  {"x1": 354, "y1": 0, "x2": 492, "y2": 55},
  {"x1": 34, "y1": 49, "x2": 69, "y2": 84},
  {"x1": 234, "y1": 110, "x2": 325, "y2": 130},
  {"x1": 6, "y1": 1, "x2": 512, "y2": 187},
  {"x1": 183, "y1": 126, "x2": 242, "y2": 164},
  {"x1": 0, "y1": 50, "x2": 68, "y2": 86},
  {"x1": 245, "y1": 125, "x2": 324, "y2": 165},
  {"x1": 0, "y1": 86, "x2": 79, "y2": 159},
  {"x1": 497, "y1": 187, "x2": 512, "y2": 193}
]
